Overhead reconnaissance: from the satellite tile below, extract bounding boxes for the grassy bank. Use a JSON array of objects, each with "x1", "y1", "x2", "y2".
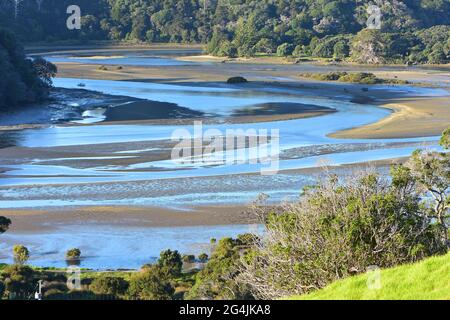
[{"x1": 289, "y1": 253, "x2": 449, "y2": 300}]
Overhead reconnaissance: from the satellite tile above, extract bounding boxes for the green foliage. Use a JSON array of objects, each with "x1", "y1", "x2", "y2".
[
  {"x1": 90, "y1": 276, "x2": 129, "y2": 297},
  {"x1": 227, "y1": 77, "x2": 248, "y2": 84},
  {"x1": 66, "y1": 248, "x2": 81, "y2": 261},
  {"x1": 198, "y1": 253, "x2": 208, "y2": 263},
  {"x1": 440, "y1": 127, "x2": 450, "y2": 149},
  {"x1": 240, "y1": 150, "x2": 448, "y2": 298},
  {"x1": 157, "y1": 249, "x2": 182, "y2": 277},
  {"x1": 182, "y1": 255, "x2": 195, "y2": 263},
  {"x1": 186, "y1": 237, "x2": 254, "y2": 300},
  {"x1": 13, "y1": 245, "x2": 30, "y2": 265},
  {"x1": 0, "y1": 216, "x2": 11, "y2": 234},
  {"x1": 292, "y1": 253, "x2": 450, "y2": 300},
  {"x1": 300, "y1": 72, "x2": 408, "y2": 85},
  {"x1": 0, "y1": 1, "x2": 448, "y2": 64},
  {"x1": 0, "y1": 264, "x2": 35, "y2": 299},
  {"x1": 276, "y1": 43, "x2": 294, "y2": 57},
  {"x1": 127, "y1": 265, "x2": 174, "y2": 300},
  {"x1": 0, "y1": 28, "x2": 55, "y2": 109},
  {"x1": 0, "y1": 280, "x2": 4, "y2": 298}
]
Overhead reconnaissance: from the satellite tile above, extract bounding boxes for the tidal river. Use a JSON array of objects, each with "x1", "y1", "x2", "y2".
[{"x1": 0, "y1": 52, "x2": 447, "y2": 269}]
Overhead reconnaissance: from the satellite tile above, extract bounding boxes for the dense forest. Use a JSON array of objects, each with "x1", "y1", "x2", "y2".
[
  {"x1": 0, "y1": 28, "x2": 56, "y2": 109},
  {"x1": 0, "y1": 0, "x2": 449, "y2": 64}
]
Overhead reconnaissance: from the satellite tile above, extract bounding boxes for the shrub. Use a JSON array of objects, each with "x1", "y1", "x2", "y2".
[
  {"x1": 127, "y1": 265, "x2": 174, "y2": 300},
  {"x1": 1, "y1": 264, "x2": 35, "y2": 299},
  {"x1": 198, "y1": 253, "x2": 209, "y2": 263},
  {"x1": 0, "y1": 216, "x2": 11, "y2": 234},
  {"x1": 240, "y1": 149, "x2": 448, "y2": 299},
  {"x1": 90, "y1": 276, "x2": 129, "y2": 297},
  {"x1": 227, "y1": 76, "x2": 248, "y2": 84},
  {"x1": 66, "y1": 248, "x2": 81, "y2": 261},
  {"x1": 182, "y1": 255, "x2": 196, "y2": 263},
  {"x1": 255, "y1": 38, "x2": 276, "y2": 54},
  {"x1": 158, "y1": 249, "x2": 182, "y2": 277},
  {"x1": 276, "y1": 43, "x2": 294, "y2": 57},
  {"x1": 13, "y1": 245, "x2": 29, "y2": 265},
  {"x1": 186, "y1": 238, "x2": 254, "y2": 300},
  {"x1": 338, "y1": 72, "x2": 381, "y2": 84},
  {"x1": 0, "y1": 280, "x2": 4, "y2": 298}
]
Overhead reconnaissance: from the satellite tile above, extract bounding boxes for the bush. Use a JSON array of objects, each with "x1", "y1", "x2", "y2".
[
  {"x1": 276, "y1": 43, "x2": 294, "y2": 57},
  {"x1": 127, "y1": 265, "x2": 174, "y2": 300},
  {"x1": 0, "y1": 216, "x2": 11, "y2": 234},
  {"x1": 186, "y1": 238, "x2": 254, "y2": 300},
  {"x1": 182, "y1": 255, "x2": 196, "y2": 263},
  {"x1": 240, "y1": 147, "x2": 448, "y2": 299},
  {"x1": 338, "y1": 72, "x2": 381, "y2": 84},
  {"x1": 66, "y1": 248, "x2": 81, "y2": 261},
  {"x1": 198, "y1": 253, "x2": 209, "y2": 263},
  {"x1": 254, "y1": 38, "x2": 276, "y2": 54},
  {"x1": 13, "y1": 245, "x2": 29, "y2": 265},
  {"x1": 158, "y1": 250, "x2": 182, "y2": 277},
  {"x1": 1, "y1": 265, "x2": 35, "y2": 299},
  {"x1": 90, "y1": 276, "x2": 129, "y2": 297},
  {"x1": 0, "y1": 280, "x2": 4, "y2": 298},
  {"x1": 227, "y1": 76, "x2": 248, "y2": 84}
]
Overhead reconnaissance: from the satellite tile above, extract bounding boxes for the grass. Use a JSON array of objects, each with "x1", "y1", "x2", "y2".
[{"x1": 290, "y1": 253, "x2": 450, "y2": 300}]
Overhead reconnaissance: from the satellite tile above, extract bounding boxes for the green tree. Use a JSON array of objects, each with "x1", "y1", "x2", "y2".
[
  {"x1": 198, "y1": 253, "x2": 208, "y2": 263},
  {"x1": 276, "y1": 43, "x2": 294, "y2": 57},
  {"x1": 90, "y1": 276, "x2": 129, "y2": 297},
  {"x1": 1, "y1": 265, "x2": 35, "y2": 299},
  {"x1": 66, "y1": 248, "x2": 81, "y2": 261},
  {"x1": 186, "y1": 237, "x2": 253, "y2": 300},
  {"x1": 240, "y1": 152, "x2": 448, "y2": 298},
  {"x1": 440, "y1": 128, "x2": 450, "y2": 149},
  {"x1": 157, "y1": 249, "x2": 183, "y2": 276},
  {"x1": 13, "y1": 245, "x2": 29, "y2": 265},
  {"x1": 0, "y1": 216, "x2": 11, "y2": 234},
  {"x1": 127, "y1": 265, "x2": 174, "y2": 300}
]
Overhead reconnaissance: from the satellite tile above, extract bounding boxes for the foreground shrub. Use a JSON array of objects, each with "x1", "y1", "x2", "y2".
[
  {"x1": 239, "y1": 136, "x2": 449, "y2": 299},
  {"x1": 1, "y1": 265, "x2": 35, "y2": 299},
  {"x1": 0, "y1": 280, "x2": 4, "y2": 298},
  {"x1": 186, "y1": 237, "x2": 255, "y2": 300},
  {"x1": 158, "y1": 250, "x2": 183, "y2": 277},
  {"x1": 90, "y1": 276, "x2": 129, "y2": 297},
  {"x1": 127, "y1": 265, "x2": 174, "y2": 300}
]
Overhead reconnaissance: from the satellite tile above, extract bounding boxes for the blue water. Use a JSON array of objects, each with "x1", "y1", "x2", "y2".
[
  {"x1": 47, "y1": 55, "x2": 202, "y2": 66},
  {"x1": 0, "y1": 223, "x2": 262, "y2": 269},
  {"x1": 0, "y1": 69, "x2": 448, "y2": 269}
]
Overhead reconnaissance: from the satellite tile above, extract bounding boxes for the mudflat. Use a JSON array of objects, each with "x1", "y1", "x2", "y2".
[{"x1": 51, "y1": 52, "x2": 450, "y2": 139}]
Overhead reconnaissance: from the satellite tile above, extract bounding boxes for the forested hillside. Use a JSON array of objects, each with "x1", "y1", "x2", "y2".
[
  {"x1": 0, "y1": 0, "x2": 449, "y2": 63},
  {"x1": 0, "y1": 28, "x2": 56, "y2": 109}
]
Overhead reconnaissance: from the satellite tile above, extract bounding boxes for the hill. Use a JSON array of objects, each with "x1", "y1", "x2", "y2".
[{"x1": 290, "y1": 253, "x2": 450, "y2": 300}]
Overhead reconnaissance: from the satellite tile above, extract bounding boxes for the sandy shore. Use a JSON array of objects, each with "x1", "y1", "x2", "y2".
[{"x1": 331, "y1": 97, "x2": 450, "y2": 139}]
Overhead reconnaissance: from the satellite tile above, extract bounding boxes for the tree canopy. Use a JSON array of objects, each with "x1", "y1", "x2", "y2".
[{"x1": 0, "y1": 0, "x2": 449, "y2": 63}]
